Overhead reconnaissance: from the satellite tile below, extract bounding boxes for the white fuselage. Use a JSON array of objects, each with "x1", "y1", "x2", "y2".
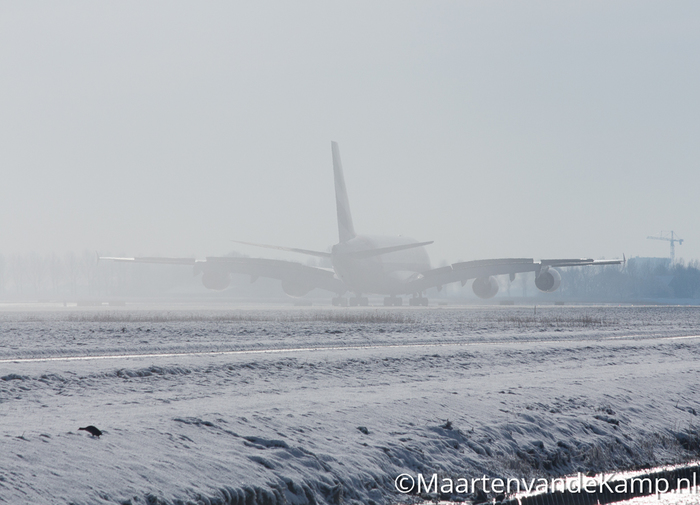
[{"x1": 330, "y1": 235, "x2": 431, "y2": 295}]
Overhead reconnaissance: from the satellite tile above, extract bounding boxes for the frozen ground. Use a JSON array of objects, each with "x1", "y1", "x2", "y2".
[{"x1": 1, "y1": 305, "x2": 699, "y2": 505}]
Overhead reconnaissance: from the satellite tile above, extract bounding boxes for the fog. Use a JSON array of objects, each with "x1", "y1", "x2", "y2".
[{"x1": 1, "y1": 1, "x2": 699, "y2": 264}]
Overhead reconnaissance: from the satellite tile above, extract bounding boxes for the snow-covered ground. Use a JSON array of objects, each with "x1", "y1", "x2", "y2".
[{"x1": 1, "y1": 305, "x2": 699, "y2": 505}]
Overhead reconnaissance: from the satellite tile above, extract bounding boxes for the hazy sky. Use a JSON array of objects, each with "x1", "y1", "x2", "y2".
[{"x1": 1, "y1": 2, "x2": 698, "y2": 265}]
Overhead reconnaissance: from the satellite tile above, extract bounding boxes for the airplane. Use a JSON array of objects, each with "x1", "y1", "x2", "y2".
[{"x1": 100, "y1": 142, "x2": 623, "y2": 306}]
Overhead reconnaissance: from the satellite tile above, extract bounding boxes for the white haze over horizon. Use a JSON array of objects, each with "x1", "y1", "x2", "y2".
[{"x1": 1, "y1": 2, "x2": 698, "y2": 265}]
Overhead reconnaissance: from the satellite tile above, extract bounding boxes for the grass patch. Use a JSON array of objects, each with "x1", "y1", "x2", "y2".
[{"x1": 497, "y1": 314, "x2": 615, "y2": 328}]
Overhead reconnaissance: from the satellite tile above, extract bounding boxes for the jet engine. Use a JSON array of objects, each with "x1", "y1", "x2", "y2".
[
  {"x1": 281, "y1": 279, "x2": 313, "y2": 297},
  {"x1": 535, "y1": 268, "x2": 561, "y2": 293},
  {"x1": 201, "y1": 270, "x2": 231, "y2": 290},
  {"x1": 472, "y1": 276, "x2": 499, "y2": 299}
]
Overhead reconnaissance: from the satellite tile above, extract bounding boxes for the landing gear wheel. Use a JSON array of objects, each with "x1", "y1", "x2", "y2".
[
  {"x1": 384, "y1": 296, "x2": 402, "y2": 306},
  {"x1": 332, "y1": 297, "x2": 348, "y2": 307},
  {"x1": 409, "y1": 296, "x2": 428, "y2": 306}
]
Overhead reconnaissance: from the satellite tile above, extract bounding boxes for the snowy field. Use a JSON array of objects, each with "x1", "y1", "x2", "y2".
[{"x1": 1, "y1": 305, "x2": 699, "y2": 505}]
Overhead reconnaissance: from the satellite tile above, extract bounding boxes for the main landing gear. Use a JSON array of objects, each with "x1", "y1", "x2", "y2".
[
  {"x1": 332, "y1": 296, "x2": 369, "y2": 306},
  {"x1": 332, "y1": 295, "x2": 427, "y2": 307},
  {"x1": 331, "y1": 297, "x2": 348, "y2": 306},
  {"x1": 383, "y1": 296, "x2": 428, "y2": 306},
  {"x1": 409, "y1": 296, "x2": 429, "y2": 306},
  {"x1": 383, "y1": 296, "x2": 403, "y2": 306}
]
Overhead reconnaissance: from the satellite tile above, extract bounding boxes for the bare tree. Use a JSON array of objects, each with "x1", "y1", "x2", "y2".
[
  {"x1": 49, "y1": 253, "x2": 64, "y2": 296},
  {"x1": 0, "y1": 254, "x2": 5, "y2": 296},
  {"x1": 25, "y1": 252, "x2": 47, "y2": 296},
  {"x1": 64, "y1": 251, "x2": 80, "y2": 297},
  {"x1": 82, "y1": 250, "x2": 99, "y2": 296},
  {"x1": 10, "y1": 254, "x2": 26, "y2": 295}
]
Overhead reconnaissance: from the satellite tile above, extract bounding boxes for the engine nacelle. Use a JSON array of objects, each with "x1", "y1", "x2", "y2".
[
  {"x1": 281, "y1": 279, "x2": 313, "y2": 297},
  {"x1": 535, "y1": 268, "x2": 561, "y2": 293},
  {"x1": 201, "y1": 270, "x2": 231, "y2": 290},
  {"x1": 472, "y1": 276, "x2": 499, "y2": 299}
]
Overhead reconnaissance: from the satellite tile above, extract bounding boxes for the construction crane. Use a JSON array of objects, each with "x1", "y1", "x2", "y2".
[{"x1": 647, "y1": 231, "x2": 684, "y2": 262}]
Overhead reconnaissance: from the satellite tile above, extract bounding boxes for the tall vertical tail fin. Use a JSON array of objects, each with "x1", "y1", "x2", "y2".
[{"x1": 331, "y1": 141, "x2": 356, "y2": 243}]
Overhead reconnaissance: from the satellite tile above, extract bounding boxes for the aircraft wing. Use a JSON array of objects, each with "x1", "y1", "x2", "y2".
[
  {"x1": 99, "y1": 255, "x2": 348, "y2": 295},
  {"x1": 406, "y1": 257, "x2": 623, "y2": 292},
  {"x1": 205, "y1": 257, "x2": 347, "y2": 294},
  {"x1": 99, "y1": 256, "x2": 198, "y2": 265}
]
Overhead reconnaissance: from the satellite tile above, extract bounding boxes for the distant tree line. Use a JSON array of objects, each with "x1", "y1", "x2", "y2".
[{"x1": 557, "y1": 258, "x2": 700, "y2": 302}]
